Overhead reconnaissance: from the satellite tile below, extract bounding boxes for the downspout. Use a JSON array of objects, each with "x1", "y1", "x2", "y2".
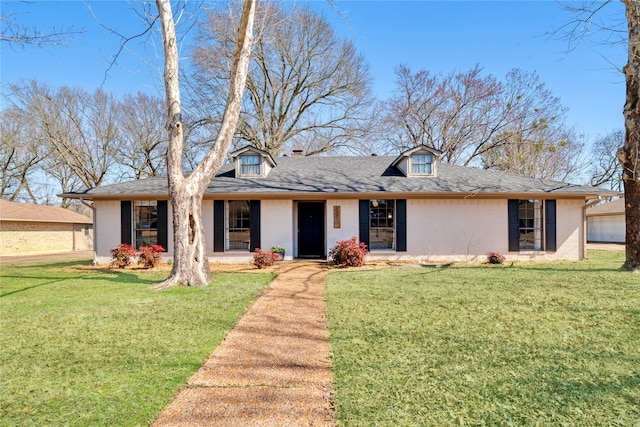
[{"x1": 80, "y1": 198, "x2": 97, "y2": 265}]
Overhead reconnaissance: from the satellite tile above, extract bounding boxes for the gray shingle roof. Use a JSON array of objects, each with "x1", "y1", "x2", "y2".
[
  {"x1": 62, "y1": 156, "x2": 618, "y2": 199},
  {"x1": 586, "y1": 198, "x2": 626, "y2": 216}
]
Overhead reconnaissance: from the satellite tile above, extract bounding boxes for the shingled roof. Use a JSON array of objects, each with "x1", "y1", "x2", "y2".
[
  {"x1": 586, "y1": 198, "x2": 626, "y2": 216},
  {"x1": 61, "y1": 155, "x2": 618, "y2": 200},
  {"x1": 0, "y1": 199, "x2": 92, "y2": 224}
]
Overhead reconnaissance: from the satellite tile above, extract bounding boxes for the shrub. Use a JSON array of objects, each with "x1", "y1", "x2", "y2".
[
  {"x1": 138, "y1": 245, "x2": 165, "y2": 269},
  {"x1": 271, "y1": 246, "x2": 285, "y2": 261},
  {"x1": 253, "y1": 248, "x2": 277, "y2": 269},
  {"x1": 329, "y1": 237, "x2": 369, "y2": 267},
  {"x1": 110, "y1": 244, "x2": 137, "y2": 269},
  {"x1": 486, "y1": 251, "x2": 506, "y2": 264}
]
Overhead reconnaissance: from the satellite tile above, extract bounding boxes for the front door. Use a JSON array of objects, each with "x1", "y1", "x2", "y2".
[{"x1": 298, "y1": 202, "x2": 325, "y2": 258}]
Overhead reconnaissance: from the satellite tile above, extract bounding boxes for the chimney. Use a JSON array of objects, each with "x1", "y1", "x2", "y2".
[{"x1": 292, "y1": 149, "x2": 305, "y2": 157}]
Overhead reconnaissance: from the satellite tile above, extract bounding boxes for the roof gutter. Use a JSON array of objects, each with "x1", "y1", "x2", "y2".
[{"x1": 60, "y1": 188, "x2": 622, "y2": 202}]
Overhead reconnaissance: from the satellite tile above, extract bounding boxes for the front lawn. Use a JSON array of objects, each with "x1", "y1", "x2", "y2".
[
  {"x1": 0, "y1": 262, "x2": 274, "y2": 426},
  {"x1": 327, "y1": 251, "x2": 639, "y2": 426}
]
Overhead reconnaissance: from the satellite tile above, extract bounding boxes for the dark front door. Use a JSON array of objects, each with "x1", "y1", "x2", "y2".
[{"x1": 298, "y1": 202, "x2": 325, "y2": 258}]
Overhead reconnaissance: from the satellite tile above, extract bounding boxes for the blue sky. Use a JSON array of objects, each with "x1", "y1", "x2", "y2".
[{"x1": 1, "y1": 1, "x2": 628, "y2": 146}]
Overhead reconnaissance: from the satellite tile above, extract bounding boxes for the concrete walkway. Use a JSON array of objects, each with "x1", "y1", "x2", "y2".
[{"x1": 152, "y1": 261, "x2": 334, "y2": 427}]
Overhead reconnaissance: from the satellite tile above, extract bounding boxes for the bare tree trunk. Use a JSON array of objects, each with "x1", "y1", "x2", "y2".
[
  {"x1": 155, "y1": 0, "x2": 256, "y2": 288},
  {"x1": 620, "y1": 0, "x2": 640, "y2": 271}
]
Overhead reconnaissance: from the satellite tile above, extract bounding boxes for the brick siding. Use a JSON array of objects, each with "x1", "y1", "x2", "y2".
[{"x1": 1, "y1": 221, "x2": 92, "y2": 256}]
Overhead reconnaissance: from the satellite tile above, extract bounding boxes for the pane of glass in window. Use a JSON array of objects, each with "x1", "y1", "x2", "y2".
[
  {"x1": 133, "y1": 201, "x2": 158, "y2": 248},
  {"x1": 518, "y1": 199, "x2": 543, "y2": 251},
  {"x1": 411, "y1": 153, "x2": 432, "y2": 174},
  {"x1": 226, "y1": 200, "x2": 250, "y2": 250},
  {"x1": 240, "y1": 155, "x2": 260, "y2": 175},
  {"x1": 369, "y1": 199, "x2": 395, "y2": 250}
]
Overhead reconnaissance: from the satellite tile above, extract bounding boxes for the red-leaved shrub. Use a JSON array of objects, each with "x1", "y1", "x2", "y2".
[
  {"x1": 253, "y1": 248, "x2": 277, "y2": 269},
  {"x1": 110, "y1": 244, "x2": 137, "y2": 269},
  {"x1": 329, "y1": 237, "x2": 369, "y2": 267},
  {"x1": 486, "y1": 251, "x2": 506, "y2": 264},
  {"x1": 138, "y1": 245, "x2": 165, "y2": 269}
]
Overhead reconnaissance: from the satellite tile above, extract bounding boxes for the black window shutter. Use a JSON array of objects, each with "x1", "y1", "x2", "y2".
[
  {"x1": 508, "y1": 199, "x2": 519, "y2": 252},
  {"x1": 250, "y1": 200, "x2": 261, "y2": 251},
  {"x1": 213, "y1": 200, "x2": 225, "y2": 252},
  {"x1": 359, "y1": 200, "x2": 370, "y2": 249},
  {"x1": 157, "y1": 201, "x2": 168, "y2": 251},
  {"x1": 120, "y1": 201, "x2": 132, "y2": 245},
  {"x1": 545, "y1": 199, "x2": 557, "y2": 252},
  {"x1": 396, "y1": 199, "x2": 407, "y2": 252}
]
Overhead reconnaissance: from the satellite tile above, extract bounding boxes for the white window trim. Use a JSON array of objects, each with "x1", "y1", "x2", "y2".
[
  {"x1": 369, "y1": 199, "x2": 396, "y2": 251},
  {"x1": 519, "y1": 199, "x2": 544, "y2": 251},
  {"x1": 409, "y1": 153, "x2": 434, "y2": 176},
  {"x1": 238, "y1": 154, "x2": 263, "y2": 177},
  {"x1": 133, "y1": 200, "x2": 158, "y2": 249},
  {"x1": 225, "y1": 200, "x2": 251, "y2": 251}
]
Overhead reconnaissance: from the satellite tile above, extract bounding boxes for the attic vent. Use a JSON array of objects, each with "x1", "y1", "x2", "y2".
[{"x1": 292, "y1": 149, "x2": 305, "y2": 157}]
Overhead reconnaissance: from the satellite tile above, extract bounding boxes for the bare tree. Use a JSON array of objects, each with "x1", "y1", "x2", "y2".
[
  {"x1": 155, "y1": 0, "x2": 256, "y2": 288},
  {"x1": 7, "y1": 81, "x2": 120, "y2": 192},
  {"x1": 561, "y1": 0, "x2": 640, "y2": 270},
  {"x1": 1, "y1": 8, "x2": 82, "y2": 47},
  {"x1": 380, "y1": 66, "x2": 584, "y2": 180},
  {"x1": 382, "y1": 65, "x2": 505, "y2": 162},
  {"x1": 116, "y1": 92, "x2": 168, "y2": 179},
  {"x1": 481, "y1": 127, "x2": 585, "y2": 181},
  {"x1": 187, "y1": 2, "x2": 373, "y2": 157},
  {"x1": 0, "y1": 108, "x2": 44, "y2": 202},
  {"x1": 619, "y1": 0, "x2": 639, "y2": 270},
  {"x1": 590, "y1": 129, "x2": 625, "y2": 190}
]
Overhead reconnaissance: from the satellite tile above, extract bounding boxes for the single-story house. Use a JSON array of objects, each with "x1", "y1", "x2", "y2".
[
  {"x1": 0, "y1": 199, "x2": 93, "y2": 256},
  {"x1": 61, "y1": 145, "x2": 617, "y2": 265},
  {"x1": 586, "y1": 198, "x2": 626, "y2": 243}
]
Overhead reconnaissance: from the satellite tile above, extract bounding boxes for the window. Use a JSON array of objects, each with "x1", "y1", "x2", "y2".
[
  {"x1": 518, "y1": 199, "x2": 543, "y2": 250},
  {"x1": 240, "y1": 155, "x2": 261, "y2": 176},
  {"x1": 370, "y1": 199, "x2": 394, "y2": 250},
  {"x1": 411, "y1": 153, "x2": 432, "y2": 175},
  {"x1": 226, "y1": 200, "x2": 251, "y2": 250},
  {"x1": 134, "y1": 201, "x2": 158, "y2": 248}
]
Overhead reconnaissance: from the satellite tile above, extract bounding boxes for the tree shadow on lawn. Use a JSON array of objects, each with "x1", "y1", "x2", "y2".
[{"x1": 0, "y1": 263, "x2": 159, "y2": 298}]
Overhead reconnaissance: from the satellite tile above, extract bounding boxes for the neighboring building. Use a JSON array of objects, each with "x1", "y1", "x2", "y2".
[
  {"x1": 586, "y1": 198, "x2": 626, "y2": 243},
  {"x1": 0, "y1": 199, "x2": 93, "y2": 256},
  {"x1": 61, "y1": 146, "x2": 616, "y2": 264}
]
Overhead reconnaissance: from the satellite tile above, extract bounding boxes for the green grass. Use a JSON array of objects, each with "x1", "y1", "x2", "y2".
[
  {"x1": 0, "y1": 261, "x2": 275, "y2": 426},
  {"x1": 327, "y1": 251, "x2": 639, "y2": 426}
]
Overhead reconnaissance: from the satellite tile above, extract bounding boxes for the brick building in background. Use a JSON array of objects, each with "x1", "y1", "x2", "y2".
[{"x1": 0, "y1": 200, "x2": 93, "y2": 256}]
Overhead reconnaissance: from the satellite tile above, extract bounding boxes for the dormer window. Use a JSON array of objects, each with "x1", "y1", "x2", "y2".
[
  {"x1": 411, "y1": 153, "x2": 433, "y2": 175},
  {"x1": 241, "y1": 155, "x2": 261, "y2": 176},
  {"x1": 391, "y1": 145, "x2": 441, "y2": 177},
  {"x1": 230, "y1": 146, "x2": 277, "y2": 178}
]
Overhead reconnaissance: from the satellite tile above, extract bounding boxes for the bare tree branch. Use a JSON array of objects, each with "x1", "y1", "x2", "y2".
[{"x1": 0, "y1": 9, "x2": 83, "y2": 48}]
